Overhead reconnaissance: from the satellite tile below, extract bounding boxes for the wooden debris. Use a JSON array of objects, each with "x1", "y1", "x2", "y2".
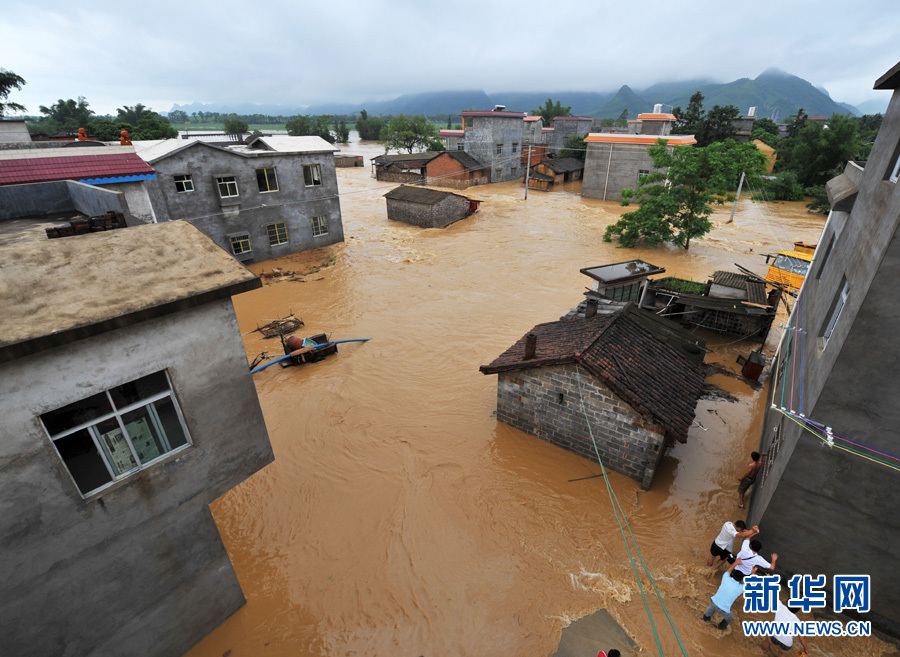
[{"x1": 256, "y1": 314, "x2": 304, "y2": 338}]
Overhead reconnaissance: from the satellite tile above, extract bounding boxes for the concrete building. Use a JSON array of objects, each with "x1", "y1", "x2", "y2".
[
  {"x1": 0, "y1": 118, "x2": 32, "y2": 143},
  {"x1": 439, "y1": 129, "x2": 465, "y2": 151},
  {"x1": 384, "y1": 186, "x2": 480, "y2": 228},
  {"x1": 135, "y1": 135, "x2": 343, "y2": 263},
  {"x1": 0, "y1": 221, "x2": 274, "y2": 657},
  {"x1": 459, "y1": 109, "x2": 526, "y2": 183},
  {"x1": 480, "y1": 304, "x2": 704, "y2": 489},
  {"x1": 545, "y1": 116, "x2": 594, "y2": 153},
  {"x1": 373, "y1": 151, "x2": 488, "y2": 190},
  {"x1": 0, "y1": 142, "x2": 159, "y2": 223},
  {"x1": 581, "y1": 113, "x2": 696, "y2": 201},
  {"x1": 748, "y1": 61, "x2": 900, "y2": 637},
  {"x1": 523, "y1": 115, "x2": 544, "y2": 145},
  {"x1": 733, "y1": 107, "x2": 758, "y2": 142}
]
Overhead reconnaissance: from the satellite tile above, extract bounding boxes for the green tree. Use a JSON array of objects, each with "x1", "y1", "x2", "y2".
[
  {"x1": 672, "y1": 91, "x2": 739, "y2": 147},
  {"x1": 35, "y1": 96, "x2": 94, "y2": 133},
  {"x1": 775, "y1": 113, "x2": 858, "y2": 187},
  {"x1": 532, "y1": 98, "x2": 571, "y2": 125},
  {"x1": 604, "y1": 139, "x2": 767, "y2": 249},
  {"x1": 0, "y1": 68, "x2": 26, "y2": 116},
  {"x1": 117, "y1": 103, "x2": 153, "y2": 126},
  {"x1": 558, "y1": 134, "x2": 587, "y2": 161},
  {"x1": 380, "y1": 114, "x2": 443, "y2": 153},
  {"x1": 223, "y1": 114, "x2": 249, "y2": 137},
  {"x1": 87, "y1": 118, "x2": 133, "y2": 141},
  {"x1": 334, "y1": 120, "x2": 350, "y2": 143},
  {"x1": 356, "y1": 109, "x2": 387, "y2": 141},
  {"x1": 285, "y1": 114, "x2": 335, "y2": 143},
  {"x1": 130, "y1": 114, "x2": 178, "y2": 139},
  {"x1": 615, "y1": 109, "x2": 628, "y2": 128},
  {"x1": 168, "y1": 109, "x2": 189, "y2": 124}
]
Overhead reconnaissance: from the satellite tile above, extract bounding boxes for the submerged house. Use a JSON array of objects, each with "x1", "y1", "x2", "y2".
[
  {"x1": 135, "y1": 135, "x2": 344, "y2": 263},
  {"x1": 0, "y1": 221, "x2": 274, "y2": 657},
  {"x1": 527, "y1": 157, "x2": 585, "y2": 191},
  {"x1": 372, "y1": 152, "x2": 441, "y2": 183},
  {"x1": 384, "y1": 186, "x2": 480, "y2": 228},
  {"x1": 480, "y1": 305, "x2": 705, "y2": 489}
]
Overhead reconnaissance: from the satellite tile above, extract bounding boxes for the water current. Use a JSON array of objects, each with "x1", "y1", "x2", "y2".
[{"x1": 185, "y1": 135, "x2": 894, "y2": 657}]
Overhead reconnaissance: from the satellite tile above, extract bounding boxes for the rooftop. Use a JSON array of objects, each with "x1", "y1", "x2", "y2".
[
  {"x1": 581, "y1": 260, "x2": 665, "y2": 284},
  {"x1": 0, "y1": 150, "x2": 155, "y2": 186},
  {"x1": 636, "y1": 113, "x2": 677, "y2": 121},
  {"x1": 542, "y1": 158, "x2": 585, "y2": 174},
  {"x1": 384, "y1": 186, "x2": 475, "y2": 205},
  {"x1": 460, "y1": 110, "x2": 527, "y2": 118},
  {"x1": 584, "y1": 133, "x2": 696, "y2": 145},
  {"x1": 479, "y1": 307, "x2": 704, "y2": 441},
  {"x1": 0, "y1": 221, "x2": 261, "y2": 363}
]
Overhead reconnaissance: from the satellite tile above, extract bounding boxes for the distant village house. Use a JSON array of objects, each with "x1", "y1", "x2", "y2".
[{"x1": 384, "y1": 186, "x2": 480, "y2": 228}]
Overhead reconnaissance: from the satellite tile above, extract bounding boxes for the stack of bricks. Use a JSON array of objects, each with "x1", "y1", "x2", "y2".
[{"x1": 45, "y1": 211, "x2": 126, "y2": 239}]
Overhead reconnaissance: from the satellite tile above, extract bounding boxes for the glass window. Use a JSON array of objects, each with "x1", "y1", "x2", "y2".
[
  {"x1": 496, "y1": 144, "x2": 503, "y2": 155},
  {"x1": 773, "y1": 254, "x2": 809, "y2": 275},
  {"x1": 512, "y1": 142, "x2": 519, "y2": 154},
  {"x1": 457, "y1": 143, "x2": 465, "y2": 150},
  {"x1": 303, "y1": 164, "x2": 322, "y2": 186},
  {"x1": 174, "y1": 174, "x2": 194, "y2": 193},
  {"x1": 255, "y1": 167, "x2": 278, "y2": 193},
  {"x1": 216, "y1": 175, "x2": 239, "y2": 198},
  {"x1": 230, "y1": 234, "x2": 251, "y2": 254},
  {"x1": 890, "y1": 150, "x2": 900, "y2": 183},
  {"x1": 40, "y1": 371, "x2": 190, "y2": 497},
  {"x1": 821, "y1": 278, "x2": 849, "y2": 342},
  {"x1": 267, "y1": 222, "x2": 289, "y2": 246},
  {"x1": 311, "y1": 216, "x2": 328, "y2": 237}
]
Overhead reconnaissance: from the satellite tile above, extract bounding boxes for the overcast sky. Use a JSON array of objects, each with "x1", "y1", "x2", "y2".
[{"x1": 2, "y1": 0, "x2": 898, "y2": 116}]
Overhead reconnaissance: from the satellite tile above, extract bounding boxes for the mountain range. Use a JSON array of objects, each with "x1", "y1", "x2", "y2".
[{"x1": 169, "y1": 69, "x2": 889, "y2": 121}]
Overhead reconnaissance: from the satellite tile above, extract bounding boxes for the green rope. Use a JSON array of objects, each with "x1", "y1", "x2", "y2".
[{"x1": 575, "y1": 366, "x2": 690, "y2": 657}]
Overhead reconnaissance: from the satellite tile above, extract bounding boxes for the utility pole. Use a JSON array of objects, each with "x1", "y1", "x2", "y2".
[
  {"x1": 728, "y1": 171, "x2": 746, "y2": 224},
  {"x1": 524, "y1": 144, "x2": 532, "y2": 200}
]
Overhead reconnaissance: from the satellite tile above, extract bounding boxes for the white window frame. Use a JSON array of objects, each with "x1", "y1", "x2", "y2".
[
  {"x1": 512, "y1": 142, "x2": 519, "y2": 154},
  {"x1": 311, "y1": 215, "x2": 328, "y2": 237},
  {"x1": 255, "y1": 167, "x2": 279, "y2": 193},
  {"x1": 174, "y1": 174, "x2": 194, "y2": 193},
  {"x1": 216, "y1": 175, "x2": 239, "y2": 198},
  {"x1": 230, "y1": 233, "x2": 252, "y2": 254},
  {"x1": 303, "y1": 164, "x2": 322, "y2": 187},
  {"x1": 266, "y1": 222, "x2": 289, "y2": 246},
  {"x1": 890, "y1": 151, "x2": 900, "y2": 183},
  {"x1": 496, "y1": 143, "x2": 503, "y2": 155},
  {"x1": 41, "y1": 371, "x2": 191, "y2": 498}
]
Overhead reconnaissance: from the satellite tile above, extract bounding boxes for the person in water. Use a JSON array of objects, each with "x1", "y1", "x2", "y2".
[{"x1": 738, "y1": 450, "x2": 767, "y2": 508}]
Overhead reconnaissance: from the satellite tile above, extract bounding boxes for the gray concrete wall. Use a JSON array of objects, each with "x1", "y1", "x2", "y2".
[
  {"x1": 106, "y1": 180, "x2": 156, "y2": 223},
  {"x1": 582, "y1": 143, "x2": 662, "y2": 202},
  {"x1": 0, "y1": 297, "x2": 275, "y2": 657},
  {"x1": 151, "y1": 144, "x2": 344, "y2": 262},
  {"x1": 749, "y1": 84, "x2": 900, "y2": 636},
  {"x1": 464, "y1": 116, "x2": 525, "y2": 183},
  {"x1": 0, "y1": 181, "x2": 129, "y2": 221},
  {"x1": 386, "y1": 194, "x2": 469, "y2": 228},
  {"x1": 547, "y1": 119, "x2": 593, "y2": 152},
  {"x1": 496, "y1": 364, "x2": 666, "y2": 489}
]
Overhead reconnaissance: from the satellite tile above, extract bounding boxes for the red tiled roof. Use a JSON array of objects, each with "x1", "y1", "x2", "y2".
[
  {"x1": 480, "y1": 310, "x2": 704, "y2": 440},
  {"x1": 0, "y1": 153, "x2": 155, "y2": 186}
]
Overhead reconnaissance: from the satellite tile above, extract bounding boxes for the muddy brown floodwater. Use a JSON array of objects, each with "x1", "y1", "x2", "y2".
[{"x1": 185, "y1": 137, "x2": 894, "y2": 657}]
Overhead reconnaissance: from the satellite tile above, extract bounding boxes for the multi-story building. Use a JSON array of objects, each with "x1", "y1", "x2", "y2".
[
  {"x1": 459, "y1": 109, "x2": 526, "y2": 183},
  {"x1": 136, "y1": 135, "x2": 344, "y2": 262},
  {"x1": 748, "y1": 61, "x2": 900, "y2": 637},
  {"x1": 0, "y1": 220, "x2": 274, "y2": 656}
]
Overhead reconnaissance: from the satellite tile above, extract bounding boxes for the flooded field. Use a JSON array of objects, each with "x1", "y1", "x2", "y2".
[{"x1": 185, "y1": 138, "x2": 892, "y2": 657}]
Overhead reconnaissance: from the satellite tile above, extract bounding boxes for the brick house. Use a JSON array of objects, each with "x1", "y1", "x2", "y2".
[
  {"x1": 384, "y1": 186, "x2": 480, "y2": 228},
  {"x1": 480, "y1": 305, "x2": 705, "y2": 489},
  {"x1": 372, "y1": 152, "x2": 442, "y2": 183},
  {"x1": 426, "y1": 151, "x2": 489, "y2": 189}
]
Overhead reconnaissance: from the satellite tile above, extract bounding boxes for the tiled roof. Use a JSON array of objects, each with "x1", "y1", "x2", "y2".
[
  {"x1": 480, "y1": 309, "x2": 704, "y2": 440},
  {"x1": 372, "y1": 152, "x2": 441, "y2": 166},
  {"x1": 710, "y1": 270, "x2": 770, "y2": 306},
  {"x1": 544, "y1": 157, "x2": 584, "y2": 173},
  {"x1": 384, "y1": 186, "x2": 468, "y2": 205},
  {"x1": 440, "y1": 151, "x2": 485, "y2": 170},
  {"x1": 0, "y1": 153, "x2": 155, "y2": 186}
]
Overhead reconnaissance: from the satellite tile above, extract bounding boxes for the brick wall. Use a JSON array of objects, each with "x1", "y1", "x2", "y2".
[
  {"x1": 496, "y1": 363, "x2": 667, "y2": 489},
  {"x1": 426, "y1": 154, "x2": 488, "y2": 189}
]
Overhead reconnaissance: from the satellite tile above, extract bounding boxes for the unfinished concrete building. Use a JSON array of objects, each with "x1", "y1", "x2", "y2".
[
  {"x1": 748, "y1": 61, "x2": 900, "y2": 638},
  {"x1": 136, "y1": 135, "x2": 343, "y2": 263},
  {"x1": 459, "y1": 109, "x2": 526, "y2": 183},
  {"x1": 0, "y1": 221, "x2": 274, "y2": 657}
]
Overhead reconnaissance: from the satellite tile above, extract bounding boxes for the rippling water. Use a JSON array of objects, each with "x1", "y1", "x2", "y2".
[{"x1": 184, "y1": 136, "x2": 890, "y2": 657}]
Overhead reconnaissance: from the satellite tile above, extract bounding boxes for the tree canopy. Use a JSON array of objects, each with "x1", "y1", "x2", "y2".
[
  {"x1": 356, "y1": 109, "x2": 386, "y2": 141},
  {"x1": 35, "y1": 96, "x2": 94, "y2": 133},
  {"x1": 380, "y1": 114, "x2": 443, "y2": 153},
  {"x1": 532, "y1": 98, "x2": 571, "y2": 126},
  {"x1": 0, "y1": 68, "x2": 26, "y2": 116},
  {"x1": 285, "y1": 114, "x2": 336, "y2": 143},
  {"x1": 774, "y1": 113, "x2": 859, "y2": 188},
  {"x1": 671, "y1": 91, "x2": 740, "y2": 147},
  {"x1": 223, "y1": 114, "x2": 249, "y2": 137},
  {"x1": 558, "y1": 134, "x2": 587, "y2": 161},
  {"x1": 604, "y1": 139, "x2": 767, "y2": 250}
]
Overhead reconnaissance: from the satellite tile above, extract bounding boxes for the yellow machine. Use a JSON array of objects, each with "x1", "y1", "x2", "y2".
[{"x1": 765, "y1": 242, "x2": 816, "y2": 292}]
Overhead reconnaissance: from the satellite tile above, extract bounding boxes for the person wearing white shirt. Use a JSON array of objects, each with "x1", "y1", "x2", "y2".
[
  {"x1": 708, "y1": 520, "x2": 758, "y2": 569},
  {"x1": 761, "y1": 599, "x2": 809, "y2": 654}
]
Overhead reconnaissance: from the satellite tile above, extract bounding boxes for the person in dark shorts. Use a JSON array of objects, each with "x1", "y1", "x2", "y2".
[
  {"x1": 707, "y1": 519, "x2": 758, "y2": 569},
  {"x1": 738, "y1": 451, "x2": 767, "y2": 508}
]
